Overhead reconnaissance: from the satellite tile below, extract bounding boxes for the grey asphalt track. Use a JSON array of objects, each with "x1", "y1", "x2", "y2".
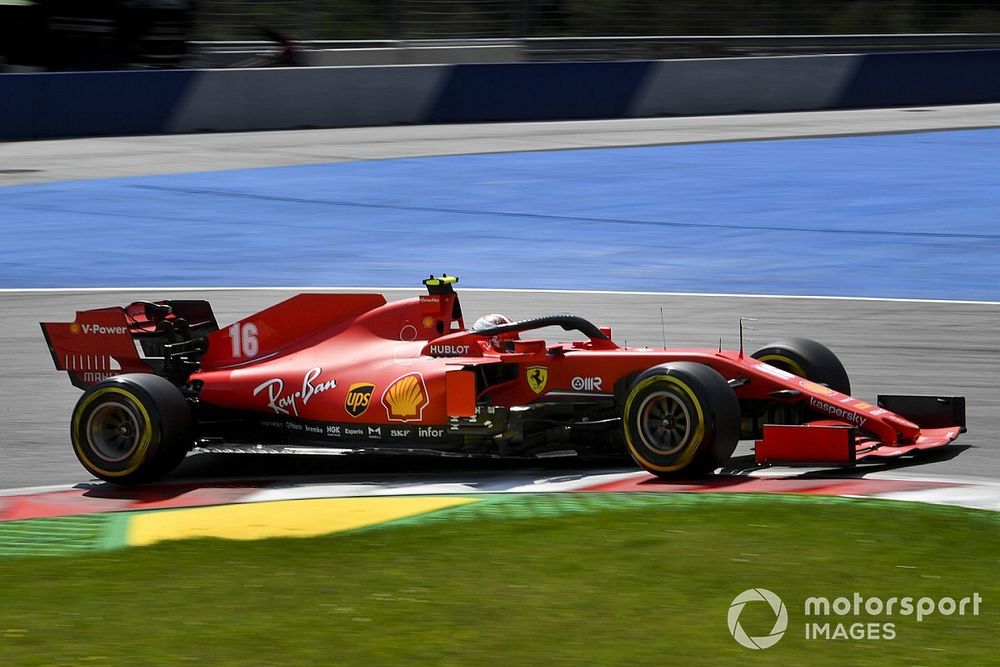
[
  {"x1": 2, "y1": 104, "x2": 998, "y2": 488},
  {"x1": 3, "y1": 288, "x2": 997, "y2": 488},
  {"x1": 3, "y1": 103, "x2": 1000, "y2": 185}
]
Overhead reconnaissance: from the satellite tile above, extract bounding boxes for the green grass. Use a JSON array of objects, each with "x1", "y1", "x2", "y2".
[{"x1": 0, "y1": 494, "x2": 996, "y2": 666}]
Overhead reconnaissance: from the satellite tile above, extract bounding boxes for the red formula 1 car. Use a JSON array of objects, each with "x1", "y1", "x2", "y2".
[{"x1": 41, "y1": 276, "x2": 966, "y2": 484}]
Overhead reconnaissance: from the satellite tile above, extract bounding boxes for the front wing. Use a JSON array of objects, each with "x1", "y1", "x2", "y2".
[{"x1": 755, "y1": 394, "x2": 965, "y2": 465}]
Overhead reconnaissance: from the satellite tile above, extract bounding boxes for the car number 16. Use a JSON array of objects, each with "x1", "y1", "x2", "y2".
[{"x1": 228, "y1": 322, "x2": 259, "y2": 358}]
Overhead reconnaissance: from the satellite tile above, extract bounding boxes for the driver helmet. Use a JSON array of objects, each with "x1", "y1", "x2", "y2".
[
  {"x1": 472, "y1": 313, "x2": 511, "y2": 331},
  {"x1": 472, "y1": 313, "x2": 516, "y2": 351}
]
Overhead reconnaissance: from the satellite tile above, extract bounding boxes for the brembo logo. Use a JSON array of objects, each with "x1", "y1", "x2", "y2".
[
  {"x1": 344, "y1": 383, "x2": 375, "y2": 418},
  {"x1": 73, "y1": 324, "x2": 128, "y2": 336},
  {"x1": 382, "y1": 373, "x2": 430, "y2": 422},
  {"x1": 809, "y1": 397, "x2": 867, "y2": 427}
]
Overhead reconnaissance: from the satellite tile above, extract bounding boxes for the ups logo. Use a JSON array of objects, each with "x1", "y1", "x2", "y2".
[{"x1": 345, "y1": 382, "x2": 376, "y2": 417}]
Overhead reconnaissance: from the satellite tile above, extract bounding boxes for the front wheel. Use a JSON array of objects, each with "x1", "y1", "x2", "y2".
[
  {"x1": 751, "y1": 337, "x2": 851, "y2": 395},
  {"x1": 622, "y1": 362, "x2": 741, "y2": 478},
  {"x1": 71, "y1": 374, "x2": 193, "y2": 484}
]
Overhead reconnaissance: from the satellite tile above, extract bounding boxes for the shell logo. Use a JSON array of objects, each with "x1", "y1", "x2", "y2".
[
  {"x1": 69, "y1": 323, "x2": 81, "y2": 334},
  {"x1": 381, "y1": 373, "x2": 429, "y2": 422}
]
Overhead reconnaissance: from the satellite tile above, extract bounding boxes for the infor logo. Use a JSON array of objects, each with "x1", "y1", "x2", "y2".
[{"x1": 728, "y1": 588, "x2": 788, "y2": 649}]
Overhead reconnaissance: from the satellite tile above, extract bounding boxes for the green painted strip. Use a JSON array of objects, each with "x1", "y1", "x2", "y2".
[
  {"x1": 0, "y1": 514, "x2": 120, "y2": 558},
  {"x1": 101, "y1": 512, "x2": 131, "y2": 551},
  {"x1": 372, "y1": 491, "x2": 1000, "y2": 530},
  {"x1": 388, "y1": 492, "x2": 700, "y2": 526}
]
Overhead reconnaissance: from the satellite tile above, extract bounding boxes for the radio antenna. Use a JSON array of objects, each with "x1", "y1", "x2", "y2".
[
  {"x1": 659, "y1": 308, "x2": 666, "y2": 349},
  {"x1": 739, "y1": 317, "x2": 758, "y2": 358}
]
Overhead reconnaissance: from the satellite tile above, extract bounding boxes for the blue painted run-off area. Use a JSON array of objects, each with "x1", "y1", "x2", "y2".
[{"x1": 2, "y1": 128, "x2": 999, "y2": 300}]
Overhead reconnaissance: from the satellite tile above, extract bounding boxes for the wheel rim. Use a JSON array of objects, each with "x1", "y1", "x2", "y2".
[
  {"x1": 636, "y1": 390, "x2": 692, "y2": 455},
  {"x1": 755, "y1": 354, "x2": 806, "y2": 378},
  {"x1": 86, "y1": 400, "x2": 142, "y2": 463}
]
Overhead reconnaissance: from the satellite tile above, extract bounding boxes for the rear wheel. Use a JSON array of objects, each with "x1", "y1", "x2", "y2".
[
  {"x1": 71, "y1": 374, "x2": 193, "y2": 484},
  {"x1": 751, "y1": 337, "x2": 851, "y2": 395},
  {"x1": 622, "y1": 362, "x2": 740, "y2": 477}
]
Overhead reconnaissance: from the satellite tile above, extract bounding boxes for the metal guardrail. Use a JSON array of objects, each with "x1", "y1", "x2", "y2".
[
  {"x1": 190, "y1": 0, "x2": 1000, "y2": 41},
  {"x1": 520, "y1": 33, "x2": 1000, "y2": 60},
  {"x1": 190, "y1": 33, "x2": 1000, "y2": 68}
]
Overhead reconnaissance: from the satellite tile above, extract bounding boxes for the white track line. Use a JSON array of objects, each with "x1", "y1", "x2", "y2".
[
  {"x1": 238, "y1": 471, "x2": 647, "y2": 504},
  {"x1": 0, "y1": 470, "x2": 996, "y2": 496},
  {"x1": 2, "y1": 285, "x2": 999, "y2": 306},
  {"x1": 874, "y1": 487, "x2": 1000, "y2": 512},
  {"x1": 2, "y1": 472, "x2": 998, "y2": 513},
  {"x1": 0, "y1": 483, "x2": 81, "y2": 497}
]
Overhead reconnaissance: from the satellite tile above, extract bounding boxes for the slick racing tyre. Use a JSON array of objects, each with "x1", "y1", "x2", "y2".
[
  {"x1": 71, "y1": 374, "x2": 193, "y2": 484},
  {"x1": 751, "y1": 338, "x2": 851, "y2": 395},
  {"x1": 622, "y1": 362, "x2": 740, "y2": 478}
]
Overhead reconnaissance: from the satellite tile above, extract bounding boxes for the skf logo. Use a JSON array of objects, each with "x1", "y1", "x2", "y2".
[
  {"x1": 527, "y1": 366, "x2": 548, "y2": 394},
  {"x1": 344, "y1": 382, "x2": 375, "y2": 417},
  {"x1": 382, "y1": 373, "x2": 429, "y2": 422}
]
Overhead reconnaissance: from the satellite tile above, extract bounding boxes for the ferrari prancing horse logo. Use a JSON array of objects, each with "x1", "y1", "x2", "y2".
[{"x1": 527, "y1": 366, "x2": 548, "y2": 394}]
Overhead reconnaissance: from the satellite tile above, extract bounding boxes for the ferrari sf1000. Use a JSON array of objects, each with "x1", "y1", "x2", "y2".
[{"x1": 41, "y1": 276, "x2": 966, "y2": 483}]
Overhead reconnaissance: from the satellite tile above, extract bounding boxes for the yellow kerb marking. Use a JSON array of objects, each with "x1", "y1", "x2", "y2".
[{"x1": 126, "y1": 496, "x2": 478, "y2": 547}]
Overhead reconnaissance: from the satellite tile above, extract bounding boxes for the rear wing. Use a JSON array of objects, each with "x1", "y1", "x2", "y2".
[{"x1": 40, "y1": 300, "x2": 218, "y2": 390}]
